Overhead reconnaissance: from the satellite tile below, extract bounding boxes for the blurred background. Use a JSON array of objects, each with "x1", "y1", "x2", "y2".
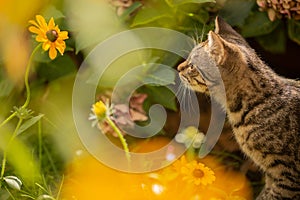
[{"x1": 0, "y1": 0, "x2": 299, "y2": 199}]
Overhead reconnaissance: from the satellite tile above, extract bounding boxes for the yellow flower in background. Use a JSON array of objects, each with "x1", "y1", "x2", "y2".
[
  {"x1": 172, "y1": 155, "x2": 188, "y2": 173},
  {"x1": 181, "y1": 160, "x2": 216, "y2": 186},
  {"x1": 92, "y1": 101, "x2": 107, "y2": 120},
  {"x1": 28, "y1": 15, "x2": 68, "y2": 60}
]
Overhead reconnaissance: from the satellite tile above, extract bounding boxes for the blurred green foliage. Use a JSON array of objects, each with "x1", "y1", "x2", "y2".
[
  {"x1": 0, "y1": 0, "x2": 300, "y2": 198},
  {"x1": 125, "y1": 0, "x2": 300, "y2": 53}
]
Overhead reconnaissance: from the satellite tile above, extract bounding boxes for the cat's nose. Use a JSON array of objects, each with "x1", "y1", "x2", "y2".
[{"x1": 177, "y1": 61, "x2": 188, "y2": 71}]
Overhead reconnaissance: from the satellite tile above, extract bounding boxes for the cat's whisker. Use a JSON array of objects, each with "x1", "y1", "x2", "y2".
[
  {"x1": 180, "y1": 50, "x2": 192, "y2": 60},
  {"x1": 200, "y1": 24, "x2": 206, "y2": 43},
  {"x1": 175, "y1": 83, "x2": 183, "y2": 103},
  {"x1": 183, "y1": 88, "x2": 190, "y2": 113},
  {"x1": 193, "y1": 33, "x2": 199, "y2": 46},
  {"x1": 191, "y1": 23, "x2": 207, "y2": 46},
  {"x1": 179, "y1": 86, "x2": 186, "y2": 100},
  {"x1": 177, "y1": 82, "x2": 195, "y2": 116},
  {"x1": 181, "y1": 49, "x2": 191, "y2": 55},
  {"x1": 181, "y1": 86, "x2": 189, "y2": 113},
  {"x1": 176, "y1": 83, "x2": 188, "y2": 112},
  {"x1": 175, "y1": 82, "x2": 184, "y2": 97},
  {"x1": 187, "y1": 88, "x2": 196, "y2": 114},
  {"x1": 187, "y1": 36, "x2": 197, "y2": 50}
]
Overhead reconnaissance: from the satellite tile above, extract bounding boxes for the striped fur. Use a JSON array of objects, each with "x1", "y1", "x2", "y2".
[{"x1": 178, "y1": 17, "x2": 300, "y2": 199}]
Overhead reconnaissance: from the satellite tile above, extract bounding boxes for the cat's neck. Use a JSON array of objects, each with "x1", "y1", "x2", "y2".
[{"x1": 219, "y1": 49, "x2": 286, "y2": 114}]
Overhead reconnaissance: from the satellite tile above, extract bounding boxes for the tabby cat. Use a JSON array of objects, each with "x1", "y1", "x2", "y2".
[{"x1": 178, "y1": 16, "x2": 300, "y2": 200}]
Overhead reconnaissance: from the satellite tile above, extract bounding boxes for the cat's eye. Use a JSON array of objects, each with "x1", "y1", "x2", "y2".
[
  {"x1": 189, "y1": 65, "x2": 198, "y2": 73},
  {"x1": 188, "y1": 63, "x2": 195, "y2": 70},
  {"x1": 187, "y1": 64, "x2": 198, "y2": 76}
]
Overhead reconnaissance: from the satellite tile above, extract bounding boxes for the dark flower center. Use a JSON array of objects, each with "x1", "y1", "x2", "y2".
[
  {"x1": 46, "y1": 29, "x2": 58, "y2": 42},
  {"x1": 193, "y1": 169, "x2": 204, "y2": 178}
]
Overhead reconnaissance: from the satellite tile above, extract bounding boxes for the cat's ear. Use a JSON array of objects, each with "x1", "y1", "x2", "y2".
[
  {"x1": 214, "y1": 16, "x2": 235, "y2": 35},
  {"x1": 214, "y1": 16, "x2": 247, "y2": 45},
  {"x1": 207, "y1": 31, "x2": 225, "y2": 65}
]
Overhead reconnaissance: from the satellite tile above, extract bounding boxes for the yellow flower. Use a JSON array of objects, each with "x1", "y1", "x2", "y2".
[
  {"x1": 28, "y1": 15, "x2": 68, "y2": 60},
  {"x1": 92, "y1": 100, "x2": 107, "y2": 119},
  {"x1": 172, "y1": 155, "x2": 188, "y2": 173},
  {"x1": 181, "y1": 160, "x2": 216, "y2": 186}
]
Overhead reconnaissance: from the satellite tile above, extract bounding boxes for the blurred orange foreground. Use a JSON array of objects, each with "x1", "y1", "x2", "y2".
[{"x1": 61, "y1": 137, "x2": 252, "y2": 200}]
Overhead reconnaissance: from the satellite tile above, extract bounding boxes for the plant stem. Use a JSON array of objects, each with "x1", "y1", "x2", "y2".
[
  {"x1": 38, "y1": 120, "x2": 42, "y2": 168},
  {"x1": 0, "y1": 118, "x2": 23, "y2": 180},
  {"x1": 0, "y1": 43, "x2": 41, "y2": 129},
  {"x1": 0, "y1": 112, "x2": 17, "y2": 129},
  {"x1": 186, "y1": 146, "x2": 195, "y2": 162},
  {"x1": 21, "y1": 43, "x2": 41, "y2": 109},
  {"x1": 56, "y1": 175, "x2": 64, "y2": 200},
  {"x1": 5, "y1": 186, "x2": 16, "y2": 200},
  {"x1": 106, "y1": 117, "x2": 131, "y2": 161}
]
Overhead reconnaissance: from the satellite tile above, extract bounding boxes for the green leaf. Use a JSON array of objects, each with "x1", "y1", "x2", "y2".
[
  {"x1": 143, "y1": 65, "x2": 176, "y2": 86},
  {"x1": 160, "y1": 52, "x2": 183, "y2": 68},
  {"x1": 240, "y1": 11, "x2": 280, "y2": 38},
  {"x1": 36, "y1": 55, "x2": 77, "y2": 81},
  {"x1": 256, "y1": 22, "x2": 286, "y2": 54},
  {"x1": 42, "y1": 5, "x2": 65, "y2": 20},
  {"x1": 120, "y1": 2, "x2": 143, "y2": 20},
  {"x1": 131, "y1": 7, "x2": 172, "y2": 27},
  {"x1": 167, "y1": 0, "x2": 215, "y2": 6},
  {"x1": 94, "y1": 50, "x2": 149, "y2": 88},
  {"x1": 17, "y1": 114, "x2": 44, "y2": 135},
  {"x1": 288, "y1": 19, "x2": 300, "y2": 45},
  {"x1": 144, "y1": 86, "x2": 177, "y2": 111},
  {"x1": 33, "y1": 46, "x2": 52, "y2": 63},
  {"x1": 219, "y1": 0, "x2": 255, "y2": 26}
]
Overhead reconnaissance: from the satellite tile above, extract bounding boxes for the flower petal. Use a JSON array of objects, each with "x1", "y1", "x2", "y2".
[
  {"x1": 49, "y1": 46, "x2": 57, "y2": 60},
  {"x1": 59, "y1": 31, "x2": 69, "y2": 40},
  {"x1": 35, "y1": 15, "x2": 45, "y2": 26},
  {"x1": 53, "y1": 25, "x2": 60, "y2": 32},
  {"x1": 36, "y1": 15, "x2": 48, "y2": 30},
  {"x1": 28, "y1": 20, "x2": 39, "y2": 27},
  {"x1": 28, "y1": 26, "x2": 42, "y2": 35},
  {"x1": 42, "y1": 41, "x2": 51, "y2": 51},
  {"x1": 56, "y1": 45, "x2": 65, "y2": 55},
  {"x1": 55, "y1": 41, "x2": 66, "y2": 55},
  {"x1": 48, "y1": 17, "x2": 55, "y2": 29},
  {"x1": 36, "y1": 35, "x2": 47, "y2": 43}
]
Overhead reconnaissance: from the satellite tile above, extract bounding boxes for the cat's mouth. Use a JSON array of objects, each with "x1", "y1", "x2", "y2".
[
  {"x1": 178, "y1": 73, "x2": 188, "y2": 82},
  {"x1": 179, "y1": 73, "x2": 193, "y2": 86}
]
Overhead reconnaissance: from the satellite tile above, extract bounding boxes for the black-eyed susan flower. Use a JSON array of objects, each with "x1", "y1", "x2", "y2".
[
  {"x1": 28, "y1": 15, "x2": 68, "y2": 60},
  {"x1": 181, "y1": 160, "x2": 216, "y2": 186}
]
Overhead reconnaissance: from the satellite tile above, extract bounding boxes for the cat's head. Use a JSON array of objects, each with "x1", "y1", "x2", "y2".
[{"x1": 178, "y1": 16, "x2": 249, "y2": 93}]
